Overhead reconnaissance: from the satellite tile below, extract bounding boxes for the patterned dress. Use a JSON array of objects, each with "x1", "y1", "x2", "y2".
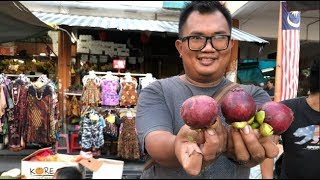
[
  {"x1": 26, "y1": 84, "x2": 56, "y2": 146},
  {"x1": 81, "y1": 79, "x2": 101, "y2": 108},
  {"x1": 119, "y1": 77, "x2": 138, "y2": 107},
  {"x1": 117, "y1": 110, "x2": 140, "y2": 160},
  {"x1": 100, "y1": 78, "x2": 120, "y2": 106},
  {"x1": 8, "y1": 81, "x2": 29, "y2": 151}
]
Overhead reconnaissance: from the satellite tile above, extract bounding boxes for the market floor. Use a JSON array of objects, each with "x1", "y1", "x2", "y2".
[{"x1": 0, "y1": 149, "x2": 144, "y2": 179}]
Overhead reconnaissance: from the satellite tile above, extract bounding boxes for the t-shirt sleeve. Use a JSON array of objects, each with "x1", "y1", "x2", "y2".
[
  {"x1": 240, "y1": 84, "x2": 272, "y2": 109},
  {"x1": 135, "y1": 81, "x2": 173, "y2": 153}
]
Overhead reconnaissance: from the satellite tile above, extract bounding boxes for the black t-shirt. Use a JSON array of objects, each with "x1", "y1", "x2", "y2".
[
  {"x1": 265, "y1": 87, "x2": 274, "y2": 96},
  {"x1": 280, "y1": 97, "x2": 320, "y2": 179}
]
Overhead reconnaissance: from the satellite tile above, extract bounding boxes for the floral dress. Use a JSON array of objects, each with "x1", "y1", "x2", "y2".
[
  {"x1": 117, "y1": 109, "x2": 140, "y2": 160},
  {"x1": 100, "y1": 78, "x2": 120, "y2": 106},
  {"x1": 119, "y1": 77, "x2": 138, "y2": 107},
  {"x1": 81, "y1": 79, "x2": 101, "y2": 108}
]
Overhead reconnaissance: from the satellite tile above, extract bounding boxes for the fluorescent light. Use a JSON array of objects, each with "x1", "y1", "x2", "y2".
[{"x1": 262, "y1": 68, "x2": 274, "y2": 73}]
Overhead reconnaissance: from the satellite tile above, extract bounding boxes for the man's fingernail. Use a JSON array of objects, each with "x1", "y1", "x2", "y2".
[
  {"x1": 242, "y1": 125, "x2": 250, "y2": 134},
  {"x1": 207, "y1": 129, "x2": 216, "y2": 135}
]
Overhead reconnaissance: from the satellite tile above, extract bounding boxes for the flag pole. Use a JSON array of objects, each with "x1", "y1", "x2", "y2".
[{"x1": 274, "y1": 1, "x2": 283, "y2": 102}]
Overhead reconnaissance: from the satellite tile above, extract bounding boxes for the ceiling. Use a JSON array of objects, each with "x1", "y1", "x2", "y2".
[{"x1": 232, "y1": 1, "x2": 319, "y2": 41}]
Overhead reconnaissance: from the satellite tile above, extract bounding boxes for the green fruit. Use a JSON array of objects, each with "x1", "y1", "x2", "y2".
[
  {"x1": 247, "y1": 116, "x2": 255, "y2": 124},
  {"x1": 232, "y1": 121, "x2": 248, "y2": 129},
  {"x1": 256, "y1": 110, "x2": 265, "y2": 124},
  {"x1": 260, "y1": 123, "x2": 274, "y2": 137},
  {"x1": 250, "y1": 122, "x2": 260, "y2": 129}
]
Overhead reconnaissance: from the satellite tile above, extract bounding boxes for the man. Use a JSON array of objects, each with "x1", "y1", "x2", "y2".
[
  {"x1": 277, "y1": 58, "x2": 320, "y2": 178},
  {"x1": 135, "y1": 1, "x2": 279, "y2": 179},
  {"x1": 266, "y1": 79, "x2": 275, "y2": 97}
]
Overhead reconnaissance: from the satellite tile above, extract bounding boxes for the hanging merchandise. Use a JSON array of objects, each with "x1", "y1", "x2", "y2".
[
  {"x1": 79, "y1": 108, "x2": 105, "y2": 156},
  {"x1": 140, "y1": 31, "x2": 151, "y2": 45},
  {"x1": 119, "y1": 73, "x2": 138, "y2": 107},
  {"x1": 117, "y1": 108, "x2": 140, "y2": 160},
  {"x1": 7, "y1": 76, "x2": 29, "y2": 151},
  {"x1": 99, "y1": 30, "x2": 107, "y2": 41},
  {"x1": 71, "y1": 65, "x2": 76, "y2": 76},
  {"x1": 26, "y1": 76, "x2": 59, "y2": 147},
  {"x1": 100, "y1": 71, "x2": 120, "y2": 106},
  {"x1": 81, "y1": 71, "x2": 101, "y2": 108},
  {"x1": 140, "y1": 73, "x2": 157, "y2": 89},
  {"x1": 103, "y1": 110, "x2": 119, "y2": 142}
]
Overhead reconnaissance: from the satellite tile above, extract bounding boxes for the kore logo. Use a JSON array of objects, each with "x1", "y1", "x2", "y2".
[{"x1": 30, "y1": 167, "x2": 55, "y2": 175}]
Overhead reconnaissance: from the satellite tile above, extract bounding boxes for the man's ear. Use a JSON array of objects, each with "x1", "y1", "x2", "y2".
[
  {"x1": 175, "y1": 39, "x2": 182, "y2": 56},
  {"x1": 229, "y1": 39, "x2": 234, "y2": 49}
]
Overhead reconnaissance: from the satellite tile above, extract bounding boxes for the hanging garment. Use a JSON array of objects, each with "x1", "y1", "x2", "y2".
[
  {"x1": 140, "y1": 74, "x2": 156, "y2": 89},
  {"x1": 119, "y1": 77, "x2": 138, "y2": 107},
  {"x1": 0, "y1": 85, "x2": 7, "y2": 118},
  {"x1": 26, "y1": 84, "x2": 56, "y2": 146},
  {"x1": 8, "y1": 82, "x2": 29, "y2": 151},
  {"x1": 70, "y1": 96, "x2": 81, "y2": 117},
  {"x1": 81, "y1": 79, "x2": 101, "y2": 107},
  {"x1": 79, "y1": 112, "x2": 104, "y2": 150},
  {"x1": 117, "y1": 110, "x2": 140, "y2": 160},
  {"x1": 100, "y1": 78, "x2": 120, "y2": 106},
  {"x1": 104, "y1": 112, "x2": 119, "y2": 141}
]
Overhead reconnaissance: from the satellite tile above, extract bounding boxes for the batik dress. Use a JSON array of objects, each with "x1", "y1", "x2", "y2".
[
  {"x1": 26, "y1": 84, "x2": 55, "y2": 146},
  {"x1": 117, "y1": 109, "x2": 140, "y2": 160},
  {"x1": 8, "y1": 80, "x2": 29, "y2": 151},
  {"x1": 119, "y1": 77, "x2": 138, "y2": 107}
]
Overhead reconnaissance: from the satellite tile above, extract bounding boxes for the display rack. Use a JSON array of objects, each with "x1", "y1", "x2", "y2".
[
  {"x1": 91, "y1": 70, "x2": 152, "y2": 77},
  {"x1": 4, "y1": 73, "x2": 44, "y2": 78}
]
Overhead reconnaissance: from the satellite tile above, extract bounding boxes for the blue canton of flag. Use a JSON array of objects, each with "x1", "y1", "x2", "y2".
[{"x1": 282, "y1": 1, "x2": 301, "y2": 30}]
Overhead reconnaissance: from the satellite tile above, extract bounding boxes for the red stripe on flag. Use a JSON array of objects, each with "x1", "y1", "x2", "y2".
[{"x1": 281, "y1": 29, "x2": 300, "y2": 101}]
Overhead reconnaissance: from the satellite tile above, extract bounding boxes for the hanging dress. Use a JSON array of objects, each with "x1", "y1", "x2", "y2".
[
  {"x1": 117, "y1": 109, "x2": 140, "y2": 160},
  {"x1": 26, "y1": 84, "x2": 55, "y2": 146},
  {"x1": 8, "y1": 80, "x2": 29, "y2": 151},
  {"x1": 100, "y1": 77, "x2": 120, "y2": 106},
  {"x1": 81, "y1": 79, "x2": 101, "y2": 108},
  {"x1": 119, "y1": 77, "x2": 138, "y2": 107}
]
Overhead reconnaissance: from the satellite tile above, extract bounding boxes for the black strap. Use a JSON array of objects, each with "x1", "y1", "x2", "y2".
[{"x1": 212, "y1": 82, "x2": 239, "y2": 104}]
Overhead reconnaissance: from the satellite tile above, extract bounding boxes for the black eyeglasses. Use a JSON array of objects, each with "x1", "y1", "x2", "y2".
[{"x1": 180, "y1": 35, "x2": 231, "y2": 51}]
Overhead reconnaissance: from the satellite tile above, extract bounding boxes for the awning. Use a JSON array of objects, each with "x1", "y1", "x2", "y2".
[
  {"x1": 0, "y1": 1, "x2": 53, "y2": 43},
  {"x1": 32, "y1": 11, "x2": 269, "y2": 44}
]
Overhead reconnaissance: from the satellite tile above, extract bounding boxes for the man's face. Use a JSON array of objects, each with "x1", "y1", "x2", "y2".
[
  {"x1": 175, "y1": 11, "x2": 233, "y2": 82},
  {"x1": 267, "y1": 81, "x2": 273, "y2": 89}
]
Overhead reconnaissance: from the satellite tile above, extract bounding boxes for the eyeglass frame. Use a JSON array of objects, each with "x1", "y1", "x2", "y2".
[{"x1": 179, "y1": 35, "x2": 231, "y2": 51}]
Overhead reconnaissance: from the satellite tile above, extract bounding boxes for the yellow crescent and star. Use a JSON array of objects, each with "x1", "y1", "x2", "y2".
[{"x1": 287, "y1": 11, "x2": 300, "y2": 28}]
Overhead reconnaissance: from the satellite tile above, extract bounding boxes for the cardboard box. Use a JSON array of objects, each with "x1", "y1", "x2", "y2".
[
  {"x1": 79, "y1": 158, "x2": 124, "y2": 179},
  {"x1": 92, "y1": 158, "x2": 124, "y2": 179},
  {"x1": 21, "y1": 147, "x2": 84, "y2": 179}
]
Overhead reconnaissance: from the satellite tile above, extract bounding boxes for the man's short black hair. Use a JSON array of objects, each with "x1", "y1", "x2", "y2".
[
  {"x1": 267, "y1": 79, "x2": 274, "y2": 84},
  {"x1": 54, "y1": 166, "x2": 83, "y2": 179},
  {"x1": 178, "y1": 1, "x2": 232, "y2": 38}
]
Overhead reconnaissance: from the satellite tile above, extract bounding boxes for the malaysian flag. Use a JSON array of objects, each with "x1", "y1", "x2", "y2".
[{"x1": 279, "y1": 1, "x2": 301, "y2": 101}]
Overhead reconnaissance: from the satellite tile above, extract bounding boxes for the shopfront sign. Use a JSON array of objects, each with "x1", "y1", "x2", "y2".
[{"x1": 113, "y1": 59, "x2": 126, "y2": 73}]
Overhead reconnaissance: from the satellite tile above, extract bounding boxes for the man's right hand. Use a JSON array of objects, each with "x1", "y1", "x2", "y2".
[{"x1": 174, "y1": 117, "x2": 228, "y2": 176}]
